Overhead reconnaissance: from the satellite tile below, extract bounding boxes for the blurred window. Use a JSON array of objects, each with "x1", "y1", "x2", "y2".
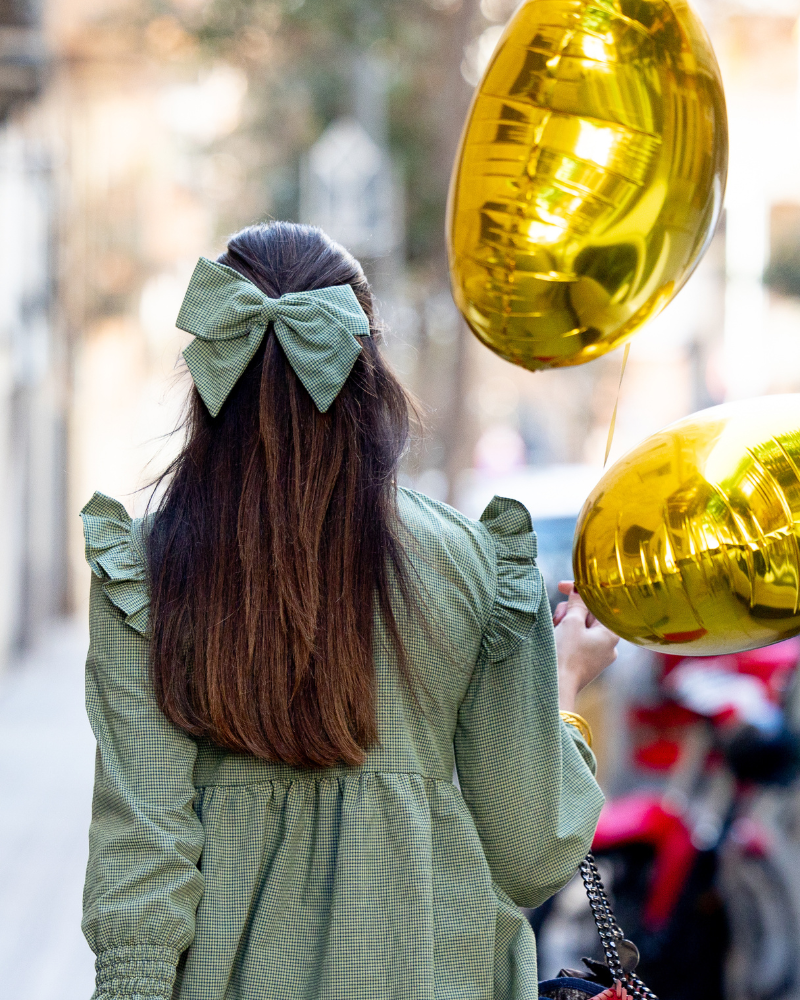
[{"x1": 765, "y1": 202, "x2": 800, "y2": 299}]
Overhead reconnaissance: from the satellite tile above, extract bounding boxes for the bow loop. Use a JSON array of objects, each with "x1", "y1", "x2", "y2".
[{"x1": 177, "y1": 257, "x2": 370, "y2": 416}]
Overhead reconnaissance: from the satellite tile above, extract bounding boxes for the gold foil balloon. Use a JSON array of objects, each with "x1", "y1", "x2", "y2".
[
  {"x1": 447, "y1": 0, "x2": 728, "y2": 370},
  {"x1": 573, "y1": 396, "x2": 800, "y2": 656}
]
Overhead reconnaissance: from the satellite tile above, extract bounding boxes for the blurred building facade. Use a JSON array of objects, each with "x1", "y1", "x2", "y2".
[{"x1": 0, "y1": 0, "x2": 67, "y2": 669}]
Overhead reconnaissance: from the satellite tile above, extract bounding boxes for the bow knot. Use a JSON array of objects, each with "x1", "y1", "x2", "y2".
[{"x1": 177, "y1": 257, "x2": 371, "y2": 416}]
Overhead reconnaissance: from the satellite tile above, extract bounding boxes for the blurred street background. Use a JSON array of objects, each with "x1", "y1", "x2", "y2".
[{"x1": 5, "y1": 0, "x2": 800, "y2": 996}]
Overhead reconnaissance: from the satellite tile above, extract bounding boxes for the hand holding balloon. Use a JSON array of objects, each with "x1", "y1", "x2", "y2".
[
  {"x1": 553, "y1": 582, "x2": 619, "y2": 712},
  {"x1": 553, "y1": 582, "x2": 596, "y2": 628}
]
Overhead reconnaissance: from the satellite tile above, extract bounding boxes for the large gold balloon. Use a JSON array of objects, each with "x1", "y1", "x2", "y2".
[
  {"x1": 447, "y1": 0, "x2": 728, "y2": 370},
  {"x1": 573, "y1": 397, "x2": 800, "y2": 656}
]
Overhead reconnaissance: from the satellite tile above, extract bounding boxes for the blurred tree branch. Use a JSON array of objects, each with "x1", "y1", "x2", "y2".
[{"x1": 123, "y1": 0, "x2": 477, "y2": 267}]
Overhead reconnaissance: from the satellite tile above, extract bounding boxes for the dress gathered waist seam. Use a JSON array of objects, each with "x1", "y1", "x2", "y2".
[{"x1": 192, "y1": 766, "x2": 455, "y2": 788}]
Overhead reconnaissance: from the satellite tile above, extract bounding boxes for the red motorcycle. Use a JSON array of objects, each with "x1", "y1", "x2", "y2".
[{"x1": 533, "y1": 639, "x2": 800, "y2": 1000}]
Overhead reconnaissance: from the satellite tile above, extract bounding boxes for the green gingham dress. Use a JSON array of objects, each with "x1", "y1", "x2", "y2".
[{"x1": 81, "y1": 487, "x2": 603, "y2": 1000}]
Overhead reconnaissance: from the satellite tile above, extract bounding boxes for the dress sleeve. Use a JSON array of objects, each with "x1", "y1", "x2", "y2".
[
  {"x1": 453, "y1": 496, "x2": 604, "y2": 909},
  {"x1": 80, "y1": 493, "x2": 205, "y2": 1000}
]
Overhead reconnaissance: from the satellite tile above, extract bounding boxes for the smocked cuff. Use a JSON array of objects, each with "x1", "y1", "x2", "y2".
[{"x1": 94, "y1": 945, "x2": 179, "y2": 1000}]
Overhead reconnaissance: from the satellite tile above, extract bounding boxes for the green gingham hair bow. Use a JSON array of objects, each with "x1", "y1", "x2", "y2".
[{"x1": 177, "y1": 257, "x2": 371, "y2": 416}]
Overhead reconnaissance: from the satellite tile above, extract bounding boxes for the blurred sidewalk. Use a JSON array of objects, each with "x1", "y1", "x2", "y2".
[{"x1": 0, "y1": 620, "x2": 95, "y2": 999}]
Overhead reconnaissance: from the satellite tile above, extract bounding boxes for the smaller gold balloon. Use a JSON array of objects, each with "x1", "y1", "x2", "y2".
[{"x1": 573, "y1": 396, "x2": 800, "y2": 655}]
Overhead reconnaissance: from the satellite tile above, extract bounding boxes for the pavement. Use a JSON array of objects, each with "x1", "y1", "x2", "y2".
[{"x1": 0, "y1": 619, "x2": 96, "y2": 999}]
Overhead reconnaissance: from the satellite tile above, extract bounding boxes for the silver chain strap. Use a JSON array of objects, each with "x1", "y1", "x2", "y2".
[{"x1": 578, "y1": 854, "x2": 659, "y2": 1000}]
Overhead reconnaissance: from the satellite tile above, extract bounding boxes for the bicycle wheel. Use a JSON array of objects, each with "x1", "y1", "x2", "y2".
[{"x1": 720, "y1": 846, "x2": 798, "y2": 1000}]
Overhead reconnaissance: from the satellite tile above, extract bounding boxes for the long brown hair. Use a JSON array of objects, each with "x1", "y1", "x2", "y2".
[{"x1": 147, "y1": 222, "x2": 414, "y2": 768}]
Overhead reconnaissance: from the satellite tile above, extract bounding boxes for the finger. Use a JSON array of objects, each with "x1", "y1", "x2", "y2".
[
  {"x1": 557, "y1": 581, "x2": 574, "y2": 596},
  {"x1": 588, "y1": 621, "x2": 621, "y2": 649},
  {"x1": 566, "y1": 585, "x2": 586, "y2": 607},
  {"x1": 552, "y1": 601, "x2": 568, "y2": 626},
  {"x1": 563, "y1": 587, "x2": 589, "y2": 620}
]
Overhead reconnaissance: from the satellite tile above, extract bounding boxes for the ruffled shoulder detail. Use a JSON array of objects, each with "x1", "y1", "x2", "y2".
[
  {"x1": 81, "y1": 492, "x2": 150, "y2": 635},
  {"x1": 479, "y1": 496, "x2": 542, "y2": 662}
]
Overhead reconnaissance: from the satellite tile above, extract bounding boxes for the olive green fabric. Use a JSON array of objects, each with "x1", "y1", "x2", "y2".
[
  {"x1": 178, "y1": 257, "x2": 370, "y2": 416},
  {"x1": 80, "y1": 488, "x2": 604, "y2": 1000}
]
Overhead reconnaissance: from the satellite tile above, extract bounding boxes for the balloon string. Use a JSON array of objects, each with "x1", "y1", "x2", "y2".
[{"x1": 604, "y1": 342, "x2": 631, "y2": 468}]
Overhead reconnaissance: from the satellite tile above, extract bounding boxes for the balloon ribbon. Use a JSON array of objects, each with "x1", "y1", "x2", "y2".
[{"x1": 604, "y1": 343, "x2": 630, "y2": 468}]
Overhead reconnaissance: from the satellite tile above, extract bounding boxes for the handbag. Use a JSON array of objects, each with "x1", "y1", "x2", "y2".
[{"x1": 538, "y1": 854, "x2": 658, "y2": 1000}]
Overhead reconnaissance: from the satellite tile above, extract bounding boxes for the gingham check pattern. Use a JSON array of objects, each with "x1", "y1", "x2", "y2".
[
  {"x1": 80, "y1": 489, "x2": 604, "y2": 1000},
  {"x1": 177, "y1": 257, "x2": 370, "y2": 416}
]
